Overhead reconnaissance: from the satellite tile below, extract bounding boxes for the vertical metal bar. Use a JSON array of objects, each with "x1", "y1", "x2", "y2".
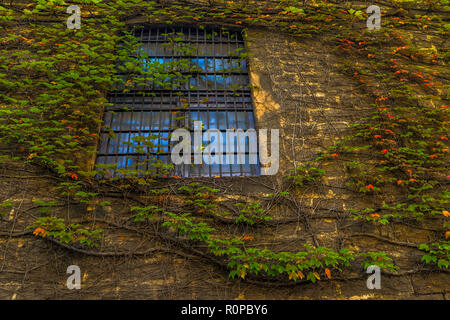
[
  {"x1": 236, "y1": 30, "x2": 244, "y2": 176},
  {"x1": 216, "y1": 28, "x2": 222, "y2": 177}
]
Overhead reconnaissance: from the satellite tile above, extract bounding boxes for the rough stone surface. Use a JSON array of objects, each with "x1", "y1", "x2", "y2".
[{"x1": 0, "y1": 26, "x2": 448, "y2": 300}]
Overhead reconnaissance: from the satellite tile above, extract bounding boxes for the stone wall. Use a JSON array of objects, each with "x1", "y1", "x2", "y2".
[{"x1": 0, "y1": 26, "x2": 448, "y2": 300}]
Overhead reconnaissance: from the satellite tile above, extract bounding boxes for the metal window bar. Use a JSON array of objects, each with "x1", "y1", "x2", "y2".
[{"x1": 96, "y1": 26, "x2": 260, "y2": 177}]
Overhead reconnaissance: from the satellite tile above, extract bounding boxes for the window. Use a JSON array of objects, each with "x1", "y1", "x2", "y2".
[{"x1": 96, "y1": 26, "x2": 260, "y2": 177}]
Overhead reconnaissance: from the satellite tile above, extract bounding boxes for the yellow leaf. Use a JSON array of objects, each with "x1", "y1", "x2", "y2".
[
  {"x1": 297, "y1": 270, "x2": 304, "y2": 279},
  {"x1": 313, "y1": 272, "x2": 320, "y2": 280}
]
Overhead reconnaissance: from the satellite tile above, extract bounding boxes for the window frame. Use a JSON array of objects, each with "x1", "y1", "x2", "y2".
[{"x1": 95, "y1": 25, "x2": 261, "y2": 178}]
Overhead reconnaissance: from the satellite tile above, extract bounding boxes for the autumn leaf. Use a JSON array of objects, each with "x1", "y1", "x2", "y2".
[
  {"x1": 33, "y1": 227, "x2": 47, "y2": 237},
  {"x1": 443, "y1": 210, "x2": 450, "y2": 217},
  {"x1": 297, "y1": 270, "x2": 304, "y2": 279},
  {"x1": 313, "y1": 272, "x2": 320, "y2": 280},
  {"x1": 324, "y1": 268, "x2": 331, "y2": 279}
]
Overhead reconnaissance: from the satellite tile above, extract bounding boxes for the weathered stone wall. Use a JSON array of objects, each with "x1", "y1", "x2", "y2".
[{"x1": 0, "y1": 26, "x2": 448, "y2": 300}]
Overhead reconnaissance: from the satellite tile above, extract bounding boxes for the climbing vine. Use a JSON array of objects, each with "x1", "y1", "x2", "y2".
[{"x1": 0, "y1": 0, "x2": 448, "y2": 288}]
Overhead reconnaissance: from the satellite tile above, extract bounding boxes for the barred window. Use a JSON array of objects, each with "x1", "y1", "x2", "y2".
[{"x1": 96, "y1": 26, "x2": 260, "y2": 177}]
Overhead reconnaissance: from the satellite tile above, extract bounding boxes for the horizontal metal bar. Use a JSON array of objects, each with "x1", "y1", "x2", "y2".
[
  {"x1": 107, "y1": 89, "x2": 252, "y2": 94},
  {"x1": 141, "y1": 40, "x2": 244, "y2": 43},
  {"x1": 101, "y1": 127, "x2": 255, "y2": 133},
  {"x1": 97, "y1": 152, "x2": 255, "y2": 157},
  {"x1": 115, "y1": 72, "x2": 249, "y2": 76},
  {"x1": 105, "y1": 106, "x2": 253, "y2": 111}
]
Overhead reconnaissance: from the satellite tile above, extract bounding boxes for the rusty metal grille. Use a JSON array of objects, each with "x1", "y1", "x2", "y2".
[{"x1": 96, "y1": 26, "x2": 260, "y2": 177}]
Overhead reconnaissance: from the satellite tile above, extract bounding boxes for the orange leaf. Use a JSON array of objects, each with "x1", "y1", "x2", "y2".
[
  {"x1": 33, "y1": 227, "x2": 47, "y2": 237},
  {"x1": 324, "y1": 268, "x2": 331, "y2": 279},
  {"x1": 443, "y1": 210, "x2": 450, "y2": 217}
]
